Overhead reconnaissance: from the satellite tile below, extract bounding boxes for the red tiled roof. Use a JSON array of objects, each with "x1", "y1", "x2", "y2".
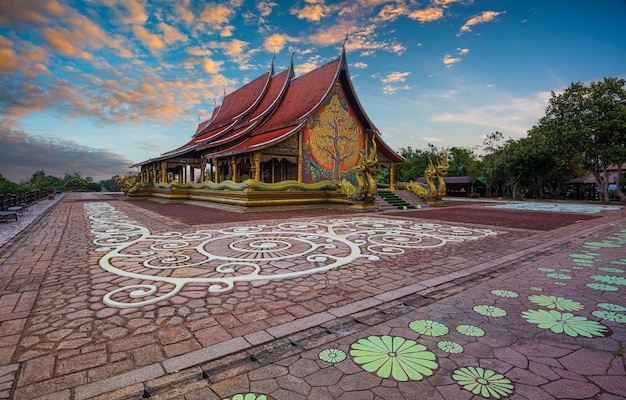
[
  {"x1": 194, "y1": 70, "x2": 271, "y2": 138},
  {"x1": 206, "y1": 126, "x2": 299, "y2": 159},
  {"x1": 253, "y1": 59, "x2": 340, "y2": 136}
]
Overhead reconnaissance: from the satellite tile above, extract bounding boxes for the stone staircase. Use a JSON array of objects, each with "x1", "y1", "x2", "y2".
[{"x1": 376, "y1": 190, "x2": 423, "y2": 210}]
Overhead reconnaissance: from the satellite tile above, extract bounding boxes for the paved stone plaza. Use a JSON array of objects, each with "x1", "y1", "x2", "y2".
[{"x1": 0, "y1": 193, "x2": 625, "y2": 399}]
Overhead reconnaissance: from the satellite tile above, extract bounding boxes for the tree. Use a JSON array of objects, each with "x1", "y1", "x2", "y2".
[
  {"x1": 539, "y1": 77, "x2": 626, "y2": 202},
  {"x1": 29, "y1": 170, "x2": 63, "y2": 190},
  {"x1": 308, "y1": 95, "x2": 362, "y2": 181},
  {"x1": 394, "y1": 145, "x2": 436, "y2": 182},
  {"x1": 447, "y1": 146, "x2": 478, "y2": 177},
  {"x1": 0, "y1": 174, "x2": 24, "y2": 195}
]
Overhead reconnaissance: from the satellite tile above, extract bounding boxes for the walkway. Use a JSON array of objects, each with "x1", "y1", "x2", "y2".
[{"x1": 0, "y1": 193, "x2": 624, "y2": 399}]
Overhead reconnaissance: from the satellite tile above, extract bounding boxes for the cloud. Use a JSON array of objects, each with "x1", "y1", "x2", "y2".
[
  {"x1": 352, "y1": 61, "x2": 368, "y2": 69},
  {"x1": 0, "y1": 119, "x2": 134, "y2": 182},
  {"x1": 443, "y1": 48, "x2": 469, "y2": 67},
  {"x1": 199, "y1": 3, "x2": 233, "y2": 29},
  {"x1": 291, "y1": 2, "x2": 331, "y2": 21},
  {"x1": 42, "y1": 27, "x2": 93, "y2": 60},
  {"x1": 381, "y1": 71, "x2": 411, "y2": 84},
  {"x1": 202, "y1": 58, "x2": 223, "y2": 75},
  {"x1": 459, "y1": 11, "x2": 505, "y2": 35},
  {"x1": 408, "y1": 7, "x2": 444, "y2": 22},
  {"x1": 421, "y1": 136, "x2": 443, "y2": 142},
  {"x1": 377, "y1": 4, "x2": 406, "y2": 22},
  {"x1": 431, "y1": 91, "x2": 552, "y2": 137},
  {"x1": 175, "y1": 0, "x2": 195, "y2": 25},
  {"x1": 159, "y1": 22, "x2": 188, "y2": 45},
  {"x1": 0, "y1": 0, "x2": 50, "y2": 26},
  {"x1": 0, "y1": 37, "x2": 23, "y2": 75},
  {"x1": 264, "y1": 33, "x2": 298, "y2": 53},
  {"x1": 377, "y1": 71, "x2": 412, "y2": 95},
  {"x1": 133, "y1": 25, "x2": 165, "y2": 52}
]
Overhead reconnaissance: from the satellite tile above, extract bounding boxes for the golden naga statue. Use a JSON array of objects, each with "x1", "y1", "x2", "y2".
[
  {"x1": 406, "y1": 148, "x2": 449, "y2": 204},
  {"x1": 337, "y1": 138, "x2": 379, "y2": 204},
  {"x1": 116, "y1": 175, "x2": 139, "y2": 196}
]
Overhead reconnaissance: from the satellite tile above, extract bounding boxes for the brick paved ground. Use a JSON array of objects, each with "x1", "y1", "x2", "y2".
[{"x1": 0, "y1": 193, "x2": 624, "y2": 399}]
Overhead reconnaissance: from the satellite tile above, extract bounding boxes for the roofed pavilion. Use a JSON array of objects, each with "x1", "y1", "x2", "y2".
[{"x1": 131, "y1": 50, "x2": 405, "y2": 210}]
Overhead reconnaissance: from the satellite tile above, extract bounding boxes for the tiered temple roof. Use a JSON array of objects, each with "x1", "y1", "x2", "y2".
[{"x1": 136, "y1": 50, "x2": 403, "y2": 166}]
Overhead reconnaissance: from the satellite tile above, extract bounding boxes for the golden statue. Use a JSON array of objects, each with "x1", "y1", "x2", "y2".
[
  {"x1": 337, "y1": 138, "x2": 378, "y2": 205},
  {"x1": 116, "y1": 175, "x2": 139, "y2": 197},
  {"x1": 406, "y1": 148, "x2": 449, "y2": 205}
]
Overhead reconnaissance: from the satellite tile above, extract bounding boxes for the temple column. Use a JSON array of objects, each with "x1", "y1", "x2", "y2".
[
  {"x1": 389, "y1": 163, "x2": 395, "y2": 191},
  {"x1": 298, "y1": 133, "x2": 303, "y2": 182},
  {"x1": 200, "y1": 159, "x2": 205, "y2": 182},
  {"x1": 214, "y1": 159, "x2": 219, "y2": 183},
  {"x1": 160, "y1": 162, "x2": 167, "y2": 183},
  {"x1": 254, "y1": 152, "x2": 261, "y2": 181},
  {"x1": 190, "y1": 165, "x2": 195, "y2": 183},
  {"x1": 231, "y1": 157, "x2": 238, "y2": 182}
]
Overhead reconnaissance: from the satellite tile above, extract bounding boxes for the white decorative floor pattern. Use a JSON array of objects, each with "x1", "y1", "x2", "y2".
[{"x1": 86, "y1": 202, "x2": 497, "y2": 308}]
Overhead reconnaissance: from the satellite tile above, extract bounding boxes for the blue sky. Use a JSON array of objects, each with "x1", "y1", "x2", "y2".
[{"x1": 1, "y1": 0, "x2": 625, "y2": 182}]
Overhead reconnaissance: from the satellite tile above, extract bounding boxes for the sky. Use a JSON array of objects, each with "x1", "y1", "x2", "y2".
[{"x1": 1, "y1": 0, "x2": 625, "y2": 183}]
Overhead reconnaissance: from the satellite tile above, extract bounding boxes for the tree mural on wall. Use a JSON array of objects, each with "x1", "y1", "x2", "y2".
[{"x1": 307, "y1": 93, "x2": 364, "y2": 181}]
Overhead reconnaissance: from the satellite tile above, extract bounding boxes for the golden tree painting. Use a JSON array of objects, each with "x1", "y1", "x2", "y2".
[{"x1": 306, "y1": 94, "x2": 364, "y2": 181}]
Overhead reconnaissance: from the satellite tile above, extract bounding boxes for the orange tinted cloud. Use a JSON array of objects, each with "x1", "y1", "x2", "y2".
[
  {"x1": 0, "y1": 37, "x2": 23, "y2": 75},
  {"x1": 0, "y1": 0, "x2": 49, "y2": 26},
  {"x1": 42, "y1": 27, "x2": 93, "y2": 60},
  {"x1": 459, "y1": 11, "x2": 505, "y2": 34},
  {"x1": 408, "y1": 7, "x2": 444, "y2": 22},
  {"x1": 199, "y1": 3, "x2": 232, "y2": 29},
  {"x1": 292, "y1": 3, "x2": 330, "y2": 21},
  {"x1": 264, "y1": 33, "x2": 298, "y2": 53},
  {"x1": 133, "y1": 25, "x2": 164, "y2": 52}
]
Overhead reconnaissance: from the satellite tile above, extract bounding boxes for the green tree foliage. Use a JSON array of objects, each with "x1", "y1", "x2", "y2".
[
  {"x1": 537, "y1": 77, "x2": 626, "y2": 202},
  {"x1": 0, "y1": 174, "x2": 25, "y2": 195},
  {"x1": 29, "y1": 170, "x2": 63, "y2": 190},
  {"x1": 394, "y1": 144, "x2": 439, "y2": 182}
]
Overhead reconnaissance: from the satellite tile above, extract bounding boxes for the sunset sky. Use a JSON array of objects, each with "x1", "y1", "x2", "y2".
[{"x1": 1, "y1": 0, "x2": 625, "y2": 183}]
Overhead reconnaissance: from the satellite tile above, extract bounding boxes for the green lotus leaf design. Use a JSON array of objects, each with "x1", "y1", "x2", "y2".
[
  {"x1": 560, "y1": 268, "x2": 572, "y2": 272},
  {"x1": 522, "y1": 309, "x2": 608, "y2": 337},
  {"x1": 610, "y1": 259, "x2": 626, "y2": 265},
  {"x1": 569, "y1": 253, "x2": 596, "y2": 259},
  {"x1": 597, "y1": 303, "x2": 626, "y2": 312},
  {"x1": 473, "y1": 305, "x2": 507, "y2": 317},
  {"x1": 554, "y1": 282, "x2": 567, "y2": 286},
  {"x1": 528, "y1": 295, "x2": 584, "y2": 311},
  {"x1": 586, "y1": 283, "x2": 619, "y2": 291},
  {"x1": 590, "y1": 275, "x2": 626, "y2": 285},
  {"x1": 600, "y1": 267, "x2": 624, "y2": 272},
  {"x1": 546, "y1": 273, "x2": 572, "y2": 280},
  {"x1": 529, "y1": 286, "x2": 543, "y2": 291},
  {"x1": 490, "y1": 289, "x2": 519, "y2": 298},
  {"x1": 437, "y1": 340, "x2": 464, "y2": 353},
  {"x1": 456, "y1": 324, "x2": 485, "y2": 337},
  {"x1": 223, "y1": 394, "x2": 267, "y2": 400},
  {"x1": 584, "y1": 241, "x2": 621, "y2": 249},
  {"x1": 318, "y1": 348, "x2": 347, "y2": 363},
  {"x1": 591, "y1": 310, "x2": 626, "y2": 323},
  {"x1": 452, "y1": 366, "x2": 514, "y2": 399},
  {"x1": 409, "y1": 320, "x2": 449, "y2": 336},
  {"x1": 537, "y1": 267, "x2": 555, "y2": 272},
  {"x1": 350, "y1": 335, "x2": 438, "y2": 381}
]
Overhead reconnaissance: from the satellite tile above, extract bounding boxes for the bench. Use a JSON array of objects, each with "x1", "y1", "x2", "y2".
[
  {"x1": 0, "y1": 211, "x2": 18, "y2": 222},
  {"x1": 7, "y1": 206, "x2": 24, "y2": 216}
]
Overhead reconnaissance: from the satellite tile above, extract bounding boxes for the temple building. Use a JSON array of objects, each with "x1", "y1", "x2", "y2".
[{"x1": 130, "y1": 49, "x2": 406, "y2": 210}]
